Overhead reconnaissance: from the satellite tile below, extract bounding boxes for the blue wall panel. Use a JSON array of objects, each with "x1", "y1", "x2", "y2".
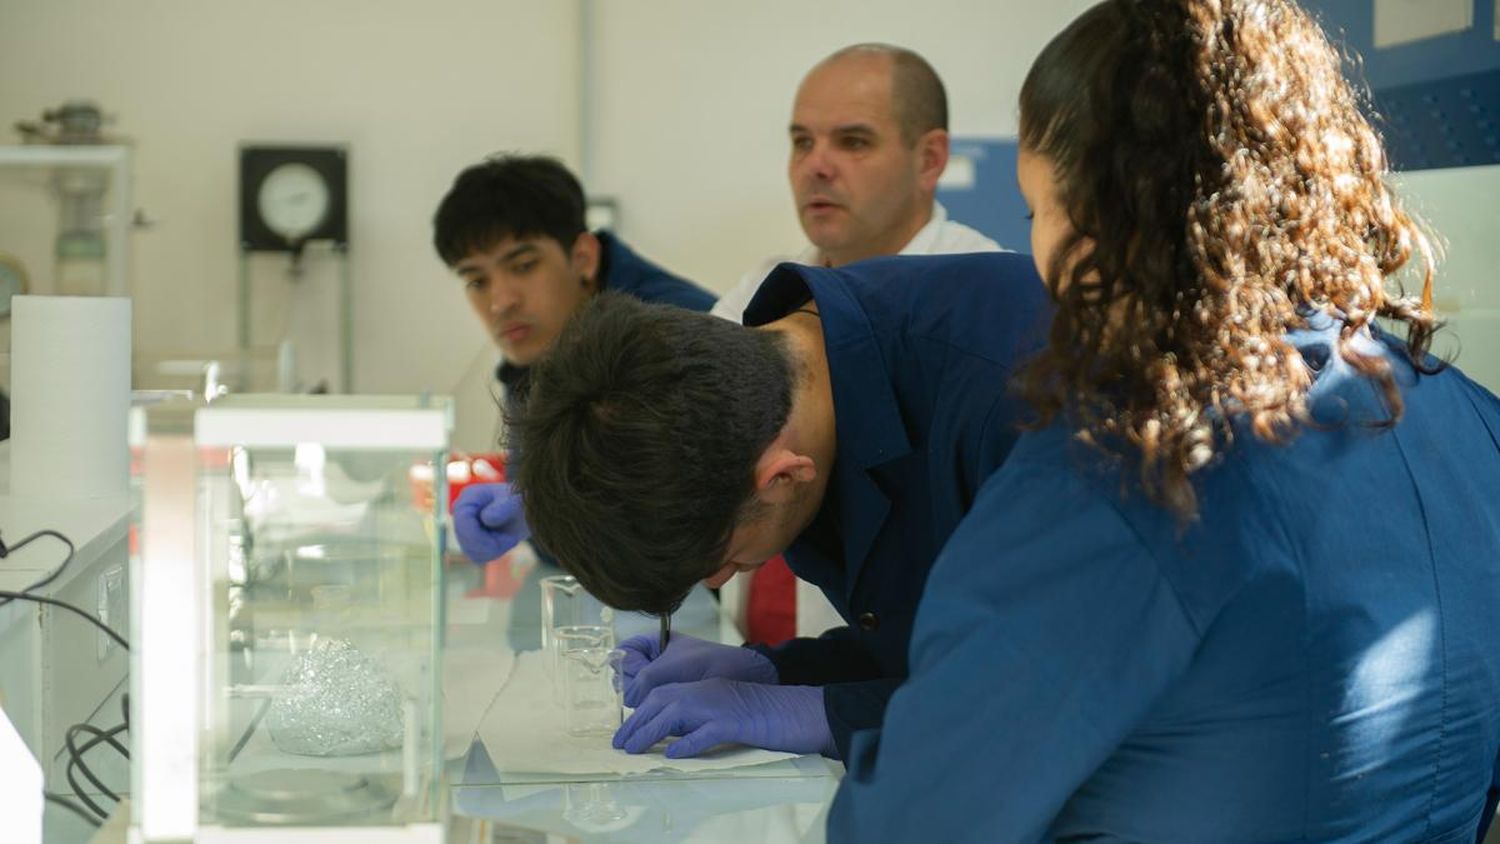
[
  {"x1": 935, "y1": 138, "x2": 1030, "y2": 253},
  {"x1": 1304, "y1": 0, "x2": 1500, "y2": 170},
  {"x1": 1378, "y1": 68, "x2": 1500, "y2": 169}
]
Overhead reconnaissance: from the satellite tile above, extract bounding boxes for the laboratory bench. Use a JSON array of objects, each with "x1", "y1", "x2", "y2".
[
  {"x1": 83, "y1": 555, "x2": 839, "y2": 843},
  {"x1": 438, "y1": 554, "x2": 840, "y2": 844},
  {"x1": 0, "y1": 466, "x2": 838, "y2": 841},
  {"x1": 0, "y1": 433, "x2": 839, "y2": 842}
]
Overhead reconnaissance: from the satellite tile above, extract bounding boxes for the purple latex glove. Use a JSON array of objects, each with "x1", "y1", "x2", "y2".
[
  {"x1": 613, "y1": 678, "x2": 834, "y2": 758},
  {"x1": 616, "y1": 633, "x2": 778, "y2": 708},
  {"x1": 452, "y1": 482, "x2": 530, "y2": 564}
]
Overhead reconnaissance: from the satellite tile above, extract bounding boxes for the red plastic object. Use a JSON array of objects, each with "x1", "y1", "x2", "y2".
[
  {"x1": 410, "y1": 452, "x2": 507, "y2": 514},
  {"x1": 746, "y1": 554, "x2": 798, "y2": 646},
  {"x1": 443, "y1": 453, "x2": 507, "y2": 511}
]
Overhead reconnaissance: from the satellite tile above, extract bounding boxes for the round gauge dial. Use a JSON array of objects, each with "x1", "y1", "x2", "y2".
[{"x1": 257, "y1": 163, "x2": 331, "y2": 243}]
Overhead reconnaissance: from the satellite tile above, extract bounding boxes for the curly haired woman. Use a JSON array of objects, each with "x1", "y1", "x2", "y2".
[{"x1": 827, "y1": 1, "x2": 1500, "y2": 840}]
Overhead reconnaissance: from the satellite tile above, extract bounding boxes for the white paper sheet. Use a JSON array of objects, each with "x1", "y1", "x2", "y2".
[
  {"x1": 477, "y1": 651, "x2": 799, "y2": 776},
  {"x1": 444, "y1": 646, "x2": 516, "y2": 758}
]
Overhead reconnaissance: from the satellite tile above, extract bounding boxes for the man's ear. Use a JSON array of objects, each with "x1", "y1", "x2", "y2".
[
  {"x1": 752, "y1": 447, "x2": 817, "y2": 505},
  {"x1": 916, "y1": 128, "x2": 950, "y2": 194},
  {"x1": 571, "y1": 231, "x2": 602, "y2": 290},
  {"x1": 703, "y1": 562, "x2": 738, "y2": 589}
]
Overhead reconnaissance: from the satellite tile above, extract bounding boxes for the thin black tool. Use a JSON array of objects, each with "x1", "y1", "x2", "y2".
[{"x1": 659, "y1": 612, "x2": 671, "y2": 652}]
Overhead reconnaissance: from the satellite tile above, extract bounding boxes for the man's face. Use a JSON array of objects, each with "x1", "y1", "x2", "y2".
[
  {"x1": 452, "y1": 233, "x2": 596, "y2": 367},
  {"x1": 788, "y1": 54, "x2": 931, "y2": 266}
]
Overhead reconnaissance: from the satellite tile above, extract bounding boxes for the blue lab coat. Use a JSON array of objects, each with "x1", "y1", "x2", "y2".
[
  {"x1": 829, "y1": 315, "x2": 1500, "y2": 842},
  {"x1": 741, "y1": 251, "x2": 1053, "y2": 758}
]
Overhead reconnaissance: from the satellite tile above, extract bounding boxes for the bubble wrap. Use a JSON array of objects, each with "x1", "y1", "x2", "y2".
[{"x1": 265, "y1": 638, "x2": 405, "y2": 757}]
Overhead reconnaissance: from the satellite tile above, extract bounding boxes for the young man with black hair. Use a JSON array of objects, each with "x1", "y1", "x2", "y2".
[
  {"x1": 433, "y1": 154, "x2": 715, "y2": 562},
  {"x1": 507, "y1": 251, "x2": 1051, "y2": 761}
]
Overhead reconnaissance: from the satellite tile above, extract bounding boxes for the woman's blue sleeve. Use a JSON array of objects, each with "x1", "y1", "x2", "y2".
[{"x1": 828, "y1": 453, "x2": 1202, "y2": 842}]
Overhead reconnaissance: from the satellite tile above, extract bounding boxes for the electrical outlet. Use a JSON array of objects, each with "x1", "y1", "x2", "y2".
[{"x1": 95, "y1": 565, "x2": 126, "y2": 662}]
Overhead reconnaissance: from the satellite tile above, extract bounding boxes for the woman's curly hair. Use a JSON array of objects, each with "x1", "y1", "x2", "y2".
[{"x1": 1018, "y1": 0, "x2": 1439, "y2": 520}]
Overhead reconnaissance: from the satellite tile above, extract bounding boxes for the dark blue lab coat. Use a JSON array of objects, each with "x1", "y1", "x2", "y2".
[
  {"x1": 741, "y1": 251, "x2": 1052, "y2": 758},
  {"x1": 830, "y1": 315, "x2": 1500, "y2": 841}
]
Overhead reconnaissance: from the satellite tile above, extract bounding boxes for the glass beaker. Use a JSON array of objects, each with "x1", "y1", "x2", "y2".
[
  {"x1": 555, "y1": 625, "x2": 621, "y2": 737},
  {"x1": 540, "y1": 575, "x2": 613, "y2": 699}
]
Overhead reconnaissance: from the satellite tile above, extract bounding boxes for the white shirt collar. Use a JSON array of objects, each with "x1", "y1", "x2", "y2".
[
  {"x1": 899, "y1": 201, "x2": 950, "y2": 256},
  {"x1": 796, "y1": 200, "x2": 949, "y2": 266}
]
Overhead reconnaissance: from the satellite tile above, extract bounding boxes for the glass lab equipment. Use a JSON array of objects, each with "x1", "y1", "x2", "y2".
[
  {"x1": 0, "y1": 142, "x2": 132, "y2": 299},
  {"x1": 130, "y1": 394, "x2": 451, "y2": 843},
  {"x1": 554, "y1": 626, "x2": 621, "y2": 738},
  {"x1": 540, "y1": 575, "x2": 614, "y2": 641},
  {"x1": 540, "y1": 575, "x2": 614, "y2": 701}
]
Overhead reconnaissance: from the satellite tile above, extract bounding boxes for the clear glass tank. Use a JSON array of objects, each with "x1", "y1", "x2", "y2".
[{"x1": 131, "y1": 394, "x2": 450, "y2": 843}]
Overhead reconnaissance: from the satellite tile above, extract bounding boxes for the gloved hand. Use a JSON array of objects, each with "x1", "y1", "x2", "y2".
[
  {"x1": 452, "y1": 482, "x2": 530, "y2": 564},
  {"x1": 616, "y1": 633, "x2": 778, "y2": 707},
  {"x1": 613, "y1": 678, "x2": 834, "y2": 758}
]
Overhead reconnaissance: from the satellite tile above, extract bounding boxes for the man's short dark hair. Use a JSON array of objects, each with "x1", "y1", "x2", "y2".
[
  {"x1": 432, "y1": 154, "x2": 587, "y2": 265},
  {"x1": 511, "y1": 292, "x2": 795, "y2": 614},
  {"x1": 826, "y1": 43, "x2": 948, "y2": 146}
]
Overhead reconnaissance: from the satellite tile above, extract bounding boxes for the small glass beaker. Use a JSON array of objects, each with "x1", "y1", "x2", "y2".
[
  {"x1": 541, "y1": 575, "x2": 613, "y2": 699},
  {"x1": 555, "y1": 625, "x2": 621, "y2": 737},
  {"x1": 540, "y1": 575, "x2": 613, "y2": 642}
]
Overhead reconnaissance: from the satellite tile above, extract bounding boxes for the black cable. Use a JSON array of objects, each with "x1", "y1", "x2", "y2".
[
  {"x1": 0, "y1": 529, "x2": 76, "y2": 606},
  {"x1": 53, "y1": 700, "x2": 132, "y2": 825},
  {"x1": 0, "y1": 591, "x2": 128, "y2": 650},
  {"x1": 64, "y1": 757, "x2": 110, "y2": 821},
  {"x1": 4, "y1": 528, "x2": 131, "y2": 824},
  {"x1": 43, "y1": 792, "x2": 102, "y2": 828},
  {"x1": 65, "y1": 724, "x2": 126, "y2": 803},
  {"x1": 63, "y1": 722, "x2": 128, "y2": 821},
  {"x1": 67, "y1": 723, "x2": 129, "y2": 764},
  {"x1": 58, "y1": 721, "x2": 129, "y2": 822}
]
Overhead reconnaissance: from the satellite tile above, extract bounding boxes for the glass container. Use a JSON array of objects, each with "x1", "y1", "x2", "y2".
[{"x1": 130, "y1": 394, "x2": 451, "y2": 843}]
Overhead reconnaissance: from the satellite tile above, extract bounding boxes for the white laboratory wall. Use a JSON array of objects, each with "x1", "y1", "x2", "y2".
[
  {"x1": 586, "y1": 0, "x2": 1097, "y2": 290},
  {"x1": 0, "y1": 0, "x2": 580, "y2": 400},
  {"x1": 1391, "y1": 165, "x2": 1500, "y2": 392}
]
